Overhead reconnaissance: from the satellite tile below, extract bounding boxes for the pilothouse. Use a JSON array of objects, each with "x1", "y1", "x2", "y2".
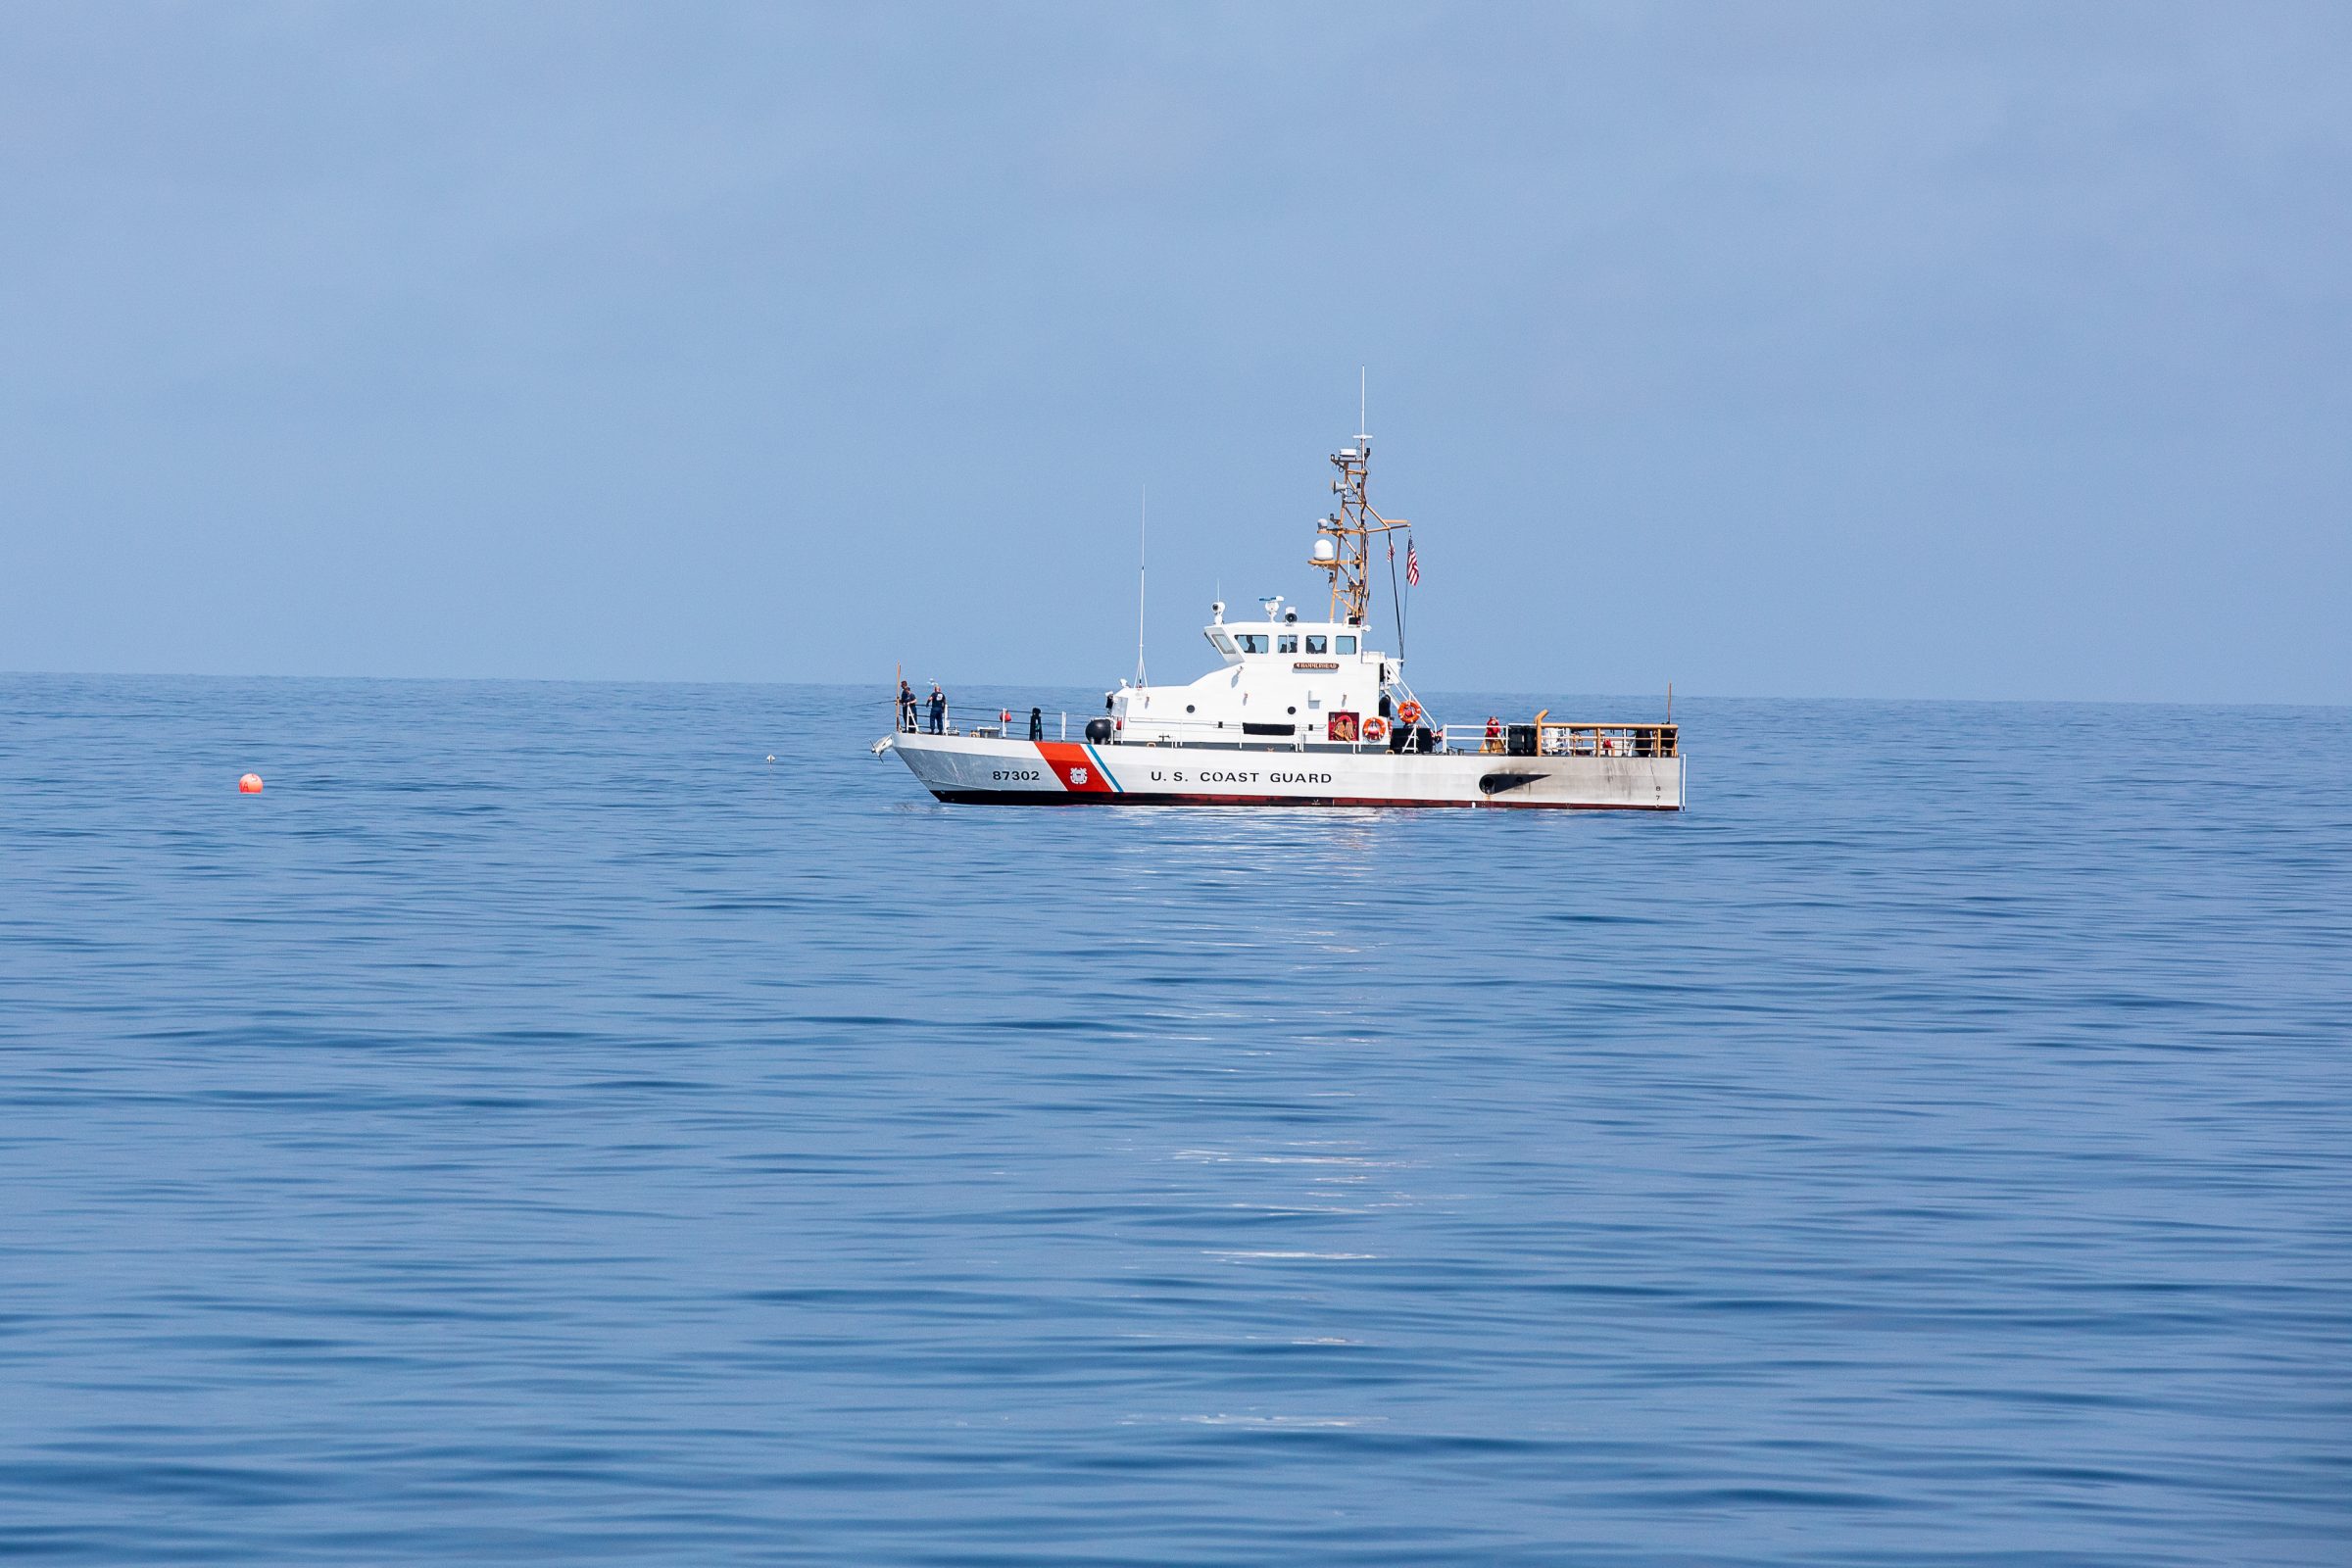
[
  {"x1": 876, "y1": 430, "x2": 1684, "y2": 809},
  {"x1": 1102, "y1": 593, "x2": 1430, "y2": 754}
]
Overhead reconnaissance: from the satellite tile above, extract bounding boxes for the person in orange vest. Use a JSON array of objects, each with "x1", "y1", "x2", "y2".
[{"x1": 1484, "y1": 714, "x2": 1503, "y2": 753}]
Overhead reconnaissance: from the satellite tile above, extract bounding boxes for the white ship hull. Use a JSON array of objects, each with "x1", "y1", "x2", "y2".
[{"x1": 885, "y1": 731, "x2": 1683, "y2": 810}]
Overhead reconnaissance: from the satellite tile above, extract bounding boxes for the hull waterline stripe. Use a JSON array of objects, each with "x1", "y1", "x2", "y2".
[{"x1": 927, "y1": 790, "x2": 1679, "y2": 811}]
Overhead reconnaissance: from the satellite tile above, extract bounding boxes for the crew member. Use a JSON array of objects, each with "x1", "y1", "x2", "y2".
[
  {"x1": 898, "y1": 679, "x2": 917, "y2": 732},
  {"x1": 928, "y1": 683, "x2": 947, "y2": 735},
  {"x1": 1028, "y1": 707, "x2": 1045, "y2": 741}
]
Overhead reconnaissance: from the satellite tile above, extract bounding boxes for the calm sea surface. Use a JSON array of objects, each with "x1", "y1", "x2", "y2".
[{"x1": 2, "y1": 675, "x2": 2347, "y2": 1565}]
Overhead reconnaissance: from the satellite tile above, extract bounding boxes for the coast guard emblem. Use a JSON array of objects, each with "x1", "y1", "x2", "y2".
[{"x1": 1071, "y1": 767, "x2": 1089, "y2": 785}]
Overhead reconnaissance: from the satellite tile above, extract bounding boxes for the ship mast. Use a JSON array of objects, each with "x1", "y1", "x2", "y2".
[{"x1": 1313, "y1": 431, "x2": 1409, "y2": 627}]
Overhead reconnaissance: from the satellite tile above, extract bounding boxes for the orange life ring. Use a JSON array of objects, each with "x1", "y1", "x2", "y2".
[
  {"x1": 1396, "y1": 700, "x2": 1423, "y2": 725},
  {"x1": 1361, "y1": 715, "x2": 1390, "y2": 743}
]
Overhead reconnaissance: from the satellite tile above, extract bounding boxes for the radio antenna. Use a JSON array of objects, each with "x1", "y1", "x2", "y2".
[{"x1": 1135, "y1": 484, "x2": 1149, "y2": 688}]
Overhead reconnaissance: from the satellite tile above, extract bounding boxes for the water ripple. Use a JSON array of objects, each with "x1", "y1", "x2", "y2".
[{"x1": 0, "y1": 677, "x2": 2346, "y2": 1564}]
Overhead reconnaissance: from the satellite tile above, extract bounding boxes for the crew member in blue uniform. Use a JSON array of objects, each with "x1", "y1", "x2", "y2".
[{"x1": 927, "y1": 683, "x2": 947, "y2": 735}]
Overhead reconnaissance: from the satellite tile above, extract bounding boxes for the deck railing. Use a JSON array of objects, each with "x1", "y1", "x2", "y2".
[
  {"x1": 1536, "y1": 722, "x2": 1679, "y2": 759},
  {"x1": 894, "y1": 700, "x2": 1072, "y2": 740},
  {"x1": 1397, "y1": 720, "x2": 1679, "y2": 757},
  {"x1": 891, "y1": 697, "x2": 1676, "y2": 759}
]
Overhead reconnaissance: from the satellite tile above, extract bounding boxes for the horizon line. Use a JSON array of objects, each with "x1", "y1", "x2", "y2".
[{"x1": 1, "y1": 667, "x2": 2342, "y2": 712}]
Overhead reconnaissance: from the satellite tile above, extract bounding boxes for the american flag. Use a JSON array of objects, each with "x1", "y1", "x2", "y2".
[{"x1": 1405, "y1": 539, "x2": 1420, "y2": 587}]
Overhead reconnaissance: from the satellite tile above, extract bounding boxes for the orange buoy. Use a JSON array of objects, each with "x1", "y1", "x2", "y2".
[{"x1": 238, "y1": 773, "x2": 264, "y2": 794}]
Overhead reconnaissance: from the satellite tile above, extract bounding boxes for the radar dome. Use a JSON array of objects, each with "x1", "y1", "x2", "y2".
[{"x1": 1311, "y1": 537, "x2": 1338, "y2": 562}]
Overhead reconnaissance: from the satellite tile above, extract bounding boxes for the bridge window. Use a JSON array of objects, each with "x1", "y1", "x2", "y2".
[
  {"x1": 1209, "y1": 631, "x2": 1237, "y2": 654},
  {"x1": 1277, "y1": 634, "x2": 1298, "y2": 654},
  {"x1": 1304, "y1": 634, "x2": 1327, "y2": 654},
  {"x1": 1335, "y1": 635, "x2": 1357, "y2": 654},
  {"x1": 1235, "y1": 633, "x2": 1268, "y2": 654}
]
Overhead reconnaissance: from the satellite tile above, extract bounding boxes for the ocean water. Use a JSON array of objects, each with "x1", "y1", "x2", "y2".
[{"x1": 2, "y1": 674, "x2": 2347, "y2": 1566}]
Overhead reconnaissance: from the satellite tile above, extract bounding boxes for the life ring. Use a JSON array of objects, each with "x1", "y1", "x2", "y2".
[
  {"x1": 1361, "y1": 715, "x2": 1390, "y2": 744},
  {"x1": 1396, "y1": 700, "x2": 1423, "y2": 725}
]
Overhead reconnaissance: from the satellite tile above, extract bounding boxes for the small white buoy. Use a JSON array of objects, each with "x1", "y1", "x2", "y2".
[{"x1": 765, "y1": 755, "x2": 776, "y2": 763}]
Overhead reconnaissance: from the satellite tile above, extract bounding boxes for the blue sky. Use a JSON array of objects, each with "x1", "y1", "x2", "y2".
[{"x1": 4, "y1": 2, "x2": 2346, "y2": 701}]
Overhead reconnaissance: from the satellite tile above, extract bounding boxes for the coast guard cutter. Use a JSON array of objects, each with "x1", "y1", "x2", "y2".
[{"x1": 877, "y1": 432, "x2": 1683, "y2": 809}]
